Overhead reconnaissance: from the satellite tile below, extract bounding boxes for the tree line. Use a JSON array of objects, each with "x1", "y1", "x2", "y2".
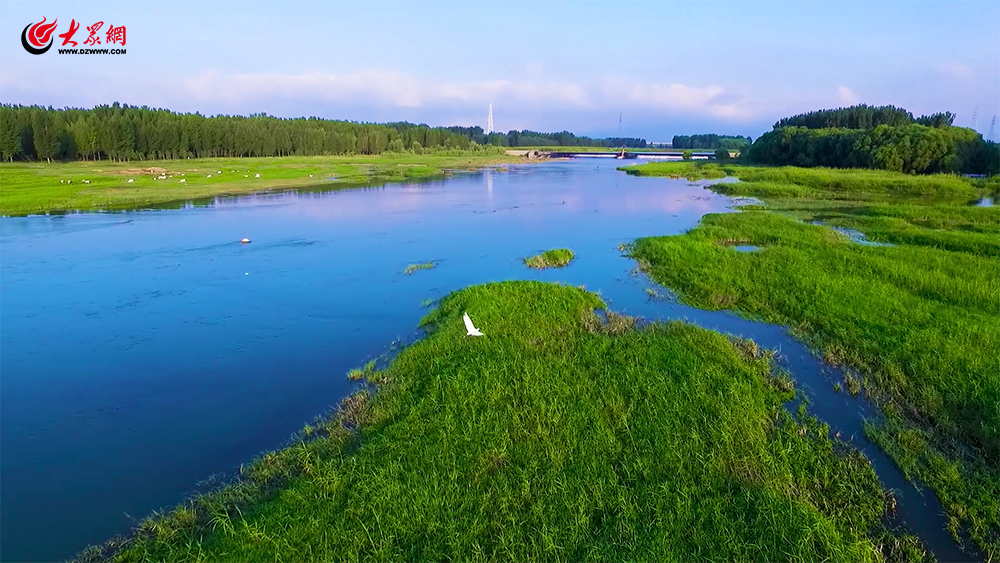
[
  {"x1": 774, "y1": 104, "x2": 957, "y2": 130},
  {"x1": 0, "y1": 104, "x2": 647, "y2": 162},
  {"x1": 671, "y1": 134, "x2": 751, "y2": 151},
  {"x1": 748, "y1": 105, "x2": 998, "y2": 175},
  {"x1": 441, "y1": 126, "x2": 646, "y2": 148}
]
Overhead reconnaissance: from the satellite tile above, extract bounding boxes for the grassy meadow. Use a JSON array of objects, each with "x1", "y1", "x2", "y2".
[
  {"x1": 81, "y1": 282, "x2": 924, "y2": 562},
  {"x1": 624, "y1": 161, "x2": 999, "y2": 557},
  {"x1": 0, "y1": 152, "x2": 522, "y2": 216}
]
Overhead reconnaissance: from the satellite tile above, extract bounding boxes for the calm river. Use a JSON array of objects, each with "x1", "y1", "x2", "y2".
[{"x1": 0, "y1": 160, "x2": 966, "y2": 561}]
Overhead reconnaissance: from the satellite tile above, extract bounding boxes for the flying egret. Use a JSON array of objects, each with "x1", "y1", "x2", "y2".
[{"x1": 463, "y1": 312, "x2": 483, "y2": 336}]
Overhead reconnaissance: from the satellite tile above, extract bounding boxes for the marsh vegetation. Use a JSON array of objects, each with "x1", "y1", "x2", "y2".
[{"x1": 626, "y1": 161, "x2": 1000, "y2": 558}]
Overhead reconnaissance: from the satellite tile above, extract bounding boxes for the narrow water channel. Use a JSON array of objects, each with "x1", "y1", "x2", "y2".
[{"x1": 0, "y1": 160, "x2": 969, "y2": 561}]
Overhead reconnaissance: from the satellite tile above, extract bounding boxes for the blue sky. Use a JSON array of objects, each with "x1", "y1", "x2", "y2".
[{"x1": 1, "y1": 0, "x2": 998, "y2": 140}]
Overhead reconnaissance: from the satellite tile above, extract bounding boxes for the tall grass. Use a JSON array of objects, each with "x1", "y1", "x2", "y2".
[{"x1": 80, "y1": 282, "x2": 922, "y2": 562}]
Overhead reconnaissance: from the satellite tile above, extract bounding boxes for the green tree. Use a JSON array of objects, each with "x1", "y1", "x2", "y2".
[
  {"x1": 31, "y1": 110, "x2": 59, "y2": 162},
  {"x1": 0, "y1": 106, "x2": 22, "y2": 161}
]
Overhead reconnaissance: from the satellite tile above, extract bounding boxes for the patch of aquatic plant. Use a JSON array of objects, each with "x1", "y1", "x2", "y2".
[
  {"x1": 403, "y1": 262, "x2": 436, "y2": 275},
  {"x1": 523, "y1": 248, "x2": 575, "y2": 269},
  {"x1": 78, "y1": 281, "x2": 923, "y2": 562},
  {"x1": 629, "y1": 210, "x2": 1000, "y2": 557},
  {"x1": 644, "y1": 287, "x2": 670, "y2": 301},
  {"x1": 843, "y1": 373, "x2": 862, "y2": 396},
  {"x1": 347, "y1": 359, "x2": 378, "y2": 381}
]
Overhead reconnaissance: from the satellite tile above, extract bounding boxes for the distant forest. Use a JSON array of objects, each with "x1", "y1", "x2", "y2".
[
  {"x1": 444, "y1": 127, "x2": 646, "y2": 149},
  {"x1": 671, "y1": 134, "x2": 751, "y2": 151},
  {"x1": 0, "y1": 104, "x2": 647, "y2": 162},
  {"x1": 749, "y1": 104, "x2": 998, "y2": 175},
  {"x1": 774, "y1": 105, "x2": 957, "y2": 130}
]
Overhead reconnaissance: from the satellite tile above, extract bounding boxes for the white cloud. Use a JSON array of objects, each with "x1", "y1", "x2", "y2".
[
  {"x1": 935, "y1": 62, "x2": 974, "y2": 80},
  {"x1": 837, "y1": 86, "x2": 859, "y2": 105},
  {"x1": 187, "y1": 70, "x2": 426, "y2": 107},
  {"x1": 184, "y1": 70, "x2": 754, "y2": 121}
]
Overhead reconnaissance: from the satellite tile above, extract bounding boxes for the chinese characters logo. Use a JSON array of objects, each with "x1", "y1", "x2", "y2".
[
  {"x1": 21, "y1": 18, "x2": 58, "y2": 54},
  {"x1": 21, "y1": 17, "x2": 126, "y2": 55}
]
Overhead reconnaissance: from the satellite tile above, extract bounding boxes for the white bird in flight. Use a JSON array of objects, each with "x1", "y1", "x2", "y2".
[{"x1": 463, "y1": 312, "x2": 483, "y2": 336}]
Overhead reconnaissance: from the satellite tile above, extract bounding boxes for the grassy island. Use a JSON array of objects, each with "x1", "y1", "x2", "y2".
[
  {"x1": 79, "y1": 281, "x2": 925, "y2": 562},
  {"x1": 523, "y1": 248, "x2": 575, "y2": 269}
]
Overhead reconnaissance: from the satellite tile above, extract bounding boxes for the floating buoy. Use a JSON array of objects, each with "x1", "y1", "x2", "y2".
[{"x1": 241, "y1": 238, "x2": 251, "y2": 244}]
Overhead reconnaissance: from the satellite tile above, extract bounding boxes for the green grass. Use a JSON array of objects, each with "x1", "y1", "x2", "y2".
[
  {"x1": 771, "y1": 201, "x2": 1000, "y2": 257},
  {"x1": 629, "y1": 201, "x2": 1000, "y2": 557},
  {"x1": 523, "y1": 248, "x2": 575, "y2": 269},
  {"x1": 79, "y1": 281, "x2": 923, "y2": 562},
  {"x1": 403, "y1": 262, "x2": 436, "y2": 275},
  {"x1": 0, "y1": 152, "x2": 524, "y2": 216}
]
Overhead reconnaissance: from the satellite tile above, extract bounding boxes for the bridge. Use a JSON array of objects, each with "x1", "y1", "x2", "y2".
[{"x1": 506, "y1": 149, "x2": 720, "y2": 160}]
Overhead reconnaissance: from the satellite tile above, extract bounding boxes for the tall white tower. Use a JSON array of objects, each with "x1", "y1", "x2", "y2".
[{"x1": 487, "y1": 103, "x2": 494, "y2": 135}]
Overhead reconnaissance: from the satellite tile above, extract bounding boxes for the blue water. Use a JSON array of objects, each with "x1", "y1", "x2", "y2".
[{"x1": 0, "y1": 161, "x2": 969, "y2": 561}]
